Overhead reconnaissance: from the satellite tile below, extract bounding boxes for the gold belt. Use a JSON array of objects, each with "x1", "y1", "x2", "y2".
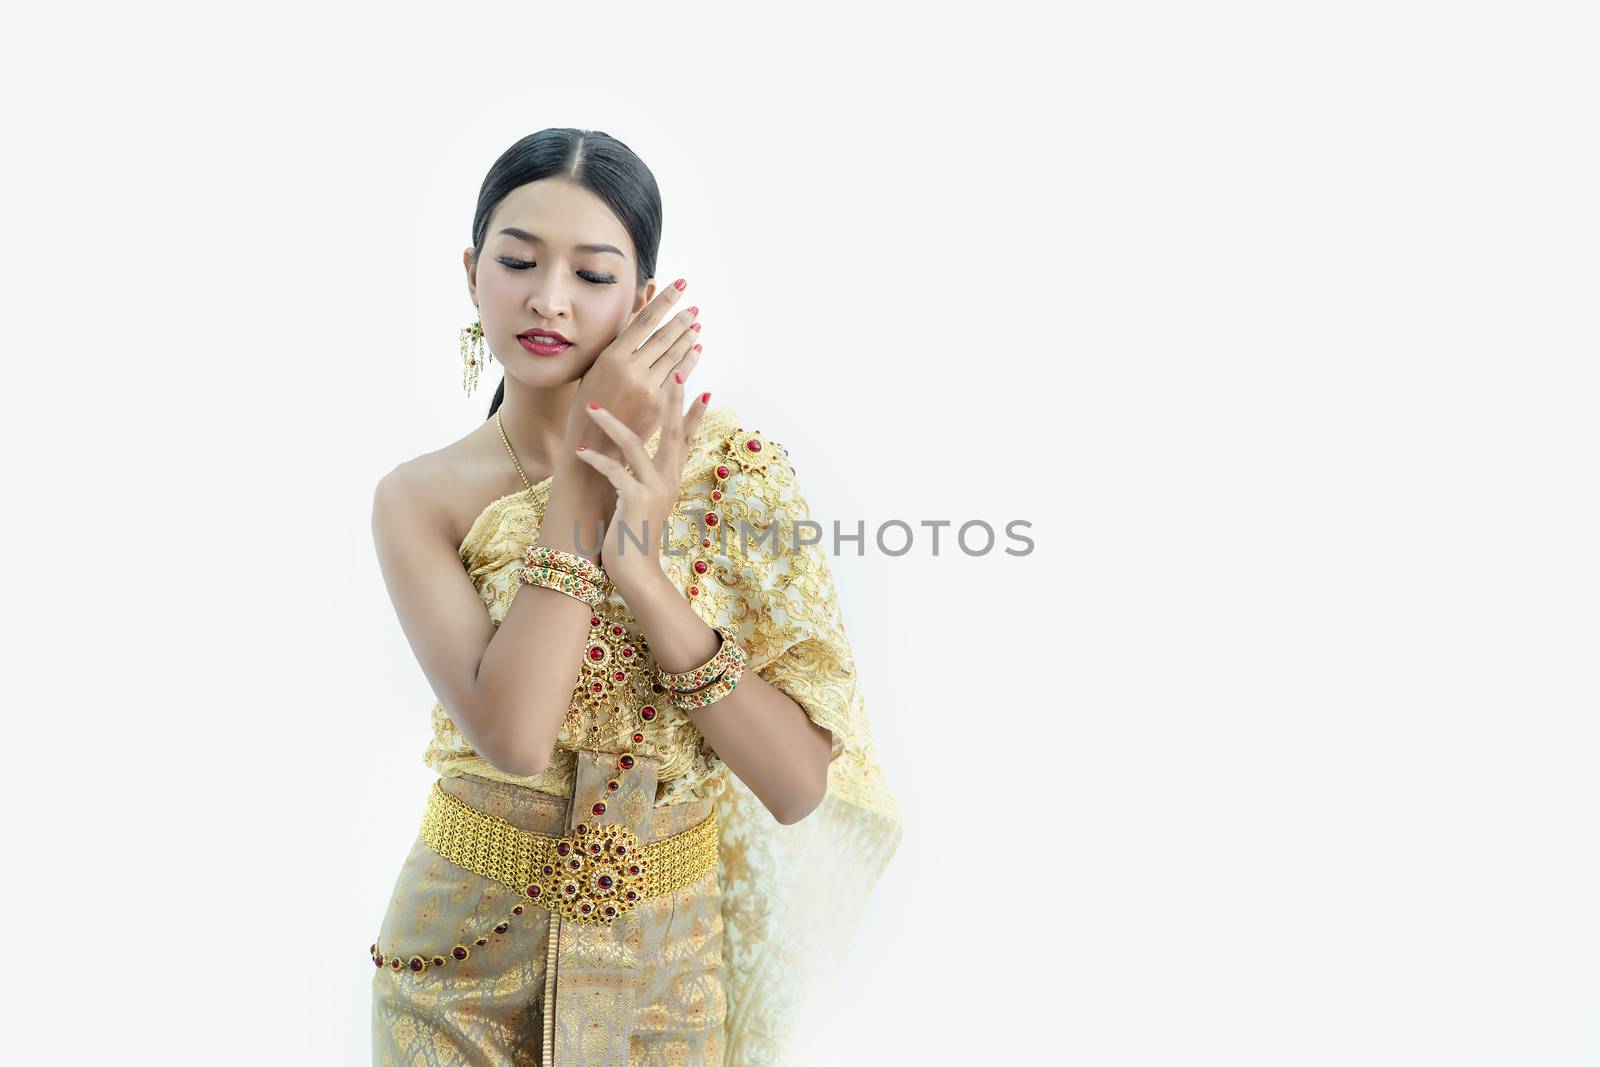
[{"x1": 420, "y1": 778, "x2": 718, "y2": 926}]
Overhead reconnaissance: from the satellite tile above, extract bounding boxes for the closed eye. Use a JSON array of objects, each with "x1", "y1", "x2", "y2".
[{"x1": 496, "y1": 257, "x2": 616, "y2": 285}]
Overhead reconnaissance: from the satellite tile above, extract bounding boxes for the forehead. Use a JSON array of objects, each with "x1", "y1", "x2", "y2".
[{"x1": 491, "y1": 179, "x2": 631, "y2": 257}]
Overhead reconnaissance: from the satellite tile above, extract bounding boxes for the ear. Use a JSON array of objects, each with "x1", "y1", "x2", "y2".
[
  {"x1": 463, "y1": 248, "x2": 478, "y2": 306},
  {"x1": 632, "y1": 279, "x2": 656, "y2": 315}
]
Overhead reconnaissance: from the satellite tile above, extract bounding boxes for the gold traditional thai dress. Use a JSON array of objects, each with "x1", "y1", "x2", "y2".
[{"x1": 370, "y1": 405, "x2": 903, "y2": 1067}]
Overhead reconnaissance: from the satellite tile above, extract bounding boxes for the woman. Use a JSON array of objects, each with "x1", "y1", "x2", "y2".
[{"x1": 368, "y1": 128, "x2": 902, "y2": 1067}]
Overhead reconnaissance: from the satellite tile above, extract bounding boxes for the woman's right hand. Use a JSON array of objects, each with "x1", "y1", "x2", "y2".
[{"x1": 569, "y1": 279, "x2": 702, "y2": 459}]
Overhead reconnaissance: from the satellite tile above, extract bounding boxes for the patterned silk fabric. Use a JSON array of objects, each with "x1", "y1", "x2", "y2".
[{"x1": 375, "y1": 405, "x2": 903, "y2": 1065}]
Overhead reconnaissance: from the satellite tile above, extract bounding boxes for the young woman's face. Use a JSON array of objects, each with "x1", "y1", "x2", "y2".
[{"x1": 465, "y1": 177, "x2": 652, "y2": 383}]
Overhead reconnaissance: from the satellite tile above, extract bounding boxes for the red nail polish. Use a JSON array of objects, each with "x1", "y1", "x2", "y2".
[
  {"x1": 688, "y1": 305, "x2": 698, "y2": 316},
  {"x1": 693, "y1": 343, "x2": 702, "y2": 352},
  {"x1": 588, "y1": 401, "x2": 600, "y2": 410},
  {"x1": 700, "y1": 391, "x2": 711, "y2": 405},
  {"x1": 673, "y1": 278, "x2": 687, "y2": 291},
  {"x1": 691, "y1": 322, "x2": 701, "y2": 333},
  {"x1": 674, "y1": 371, "x2": 683, "y2": 384}
]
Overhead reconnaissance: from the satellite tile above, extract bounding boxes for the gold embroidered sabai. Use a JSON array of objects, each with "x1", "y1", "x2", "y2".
[{"x1": 371, "y1": 405, "x2": 903, "y2": 1066}]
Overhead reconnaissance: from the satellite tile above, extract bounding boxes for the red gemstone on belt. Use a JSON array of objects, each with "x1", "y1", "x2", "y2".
[
  {"x1": 705, "y1": 513, "x2": 718, "y2": 526},
  {"x1": 694, "y1": 560, "x2": 707, "y2": 573},
  {"x1": 588, "y1": 647, "x2": 604, "y2": 661},
  {"x1": 632, "y1": 732, "x2": 644, "y2": 743},
  {"x1": 640, "y1": 707, "x2": 656, "y2": 720},
  {"x1": 619, "y1": 754, "x2": 635, "y2": 769},
  {"x1": 746, "y1": 438, "x2": 761, "y2": 452},
  {"x1": 716, "y1": 465, "x2": 729, "y2": 479},
  {"x1": 592, "y1": 801, "x2": 606, "y2": 815},
  {"x1": 452, "y1": 946, "x2": 468, "y2": 959}
]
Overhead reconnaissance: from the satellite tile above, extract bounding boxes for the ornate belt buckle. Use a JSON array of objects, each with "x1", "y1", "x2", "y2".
[{"x1": 526, "y1": 821, "x2": 649, "y2": 925}]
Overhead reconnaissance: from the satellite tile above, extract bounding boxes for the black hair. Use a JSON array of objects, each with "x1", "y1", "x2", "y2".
[{"x1": 467, "y1": 128, "x2": 663, "y2": 419}]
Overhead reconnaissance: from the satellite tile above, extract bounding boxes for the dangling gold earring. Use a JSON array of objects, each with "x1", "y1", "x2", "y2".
[{"x1": 461, "y1": 318, "x2": 492, "y2": 395}]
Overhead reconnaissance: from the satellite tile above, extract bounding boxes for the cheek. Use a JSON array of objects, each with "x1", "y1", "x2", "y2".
[
  {"x1": 582, "y1": 289, "x2": 637, "y2": 342},
  {"x1": 476, "y1": 266, "x2": 518, "y2": 308}
]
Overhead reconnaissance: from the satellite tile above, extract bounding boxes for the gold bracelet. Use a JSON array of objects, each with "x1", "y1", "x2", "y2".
[
  {"x1": 655, "y1": 628, "x2": 748, "y2": 693},
  {"x1": 516, "y1": 565, "x2": 607, "y2": 608},
  {"x1": 673, "y1": 657, "x2": 746, "y2": 711},
  {"x1": 523, "y1": 543, "x2": 610, "y2": 590}
]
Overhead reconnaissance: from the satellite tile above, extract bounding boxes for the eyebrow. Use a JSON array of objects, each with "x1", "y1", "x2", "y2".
[{"x1": 497, "y1": 227, "x2": 625, "y2": 258}]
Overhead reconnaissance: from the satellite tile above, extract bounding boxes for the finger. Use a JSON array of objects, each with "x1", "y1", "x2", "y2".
[
  {"x1": 649, "y1": 323, "x2": 700, "y2": 387},
  {"x1": 634, "y1": 304, "x2": 700, "y2": 366},
  {"x1": 669, "y1": 343, "x2": 703, "y2": 397},
  {"x1": 619, "y1": 279, "x2": 688, "y2": 356},
  {"x1": 680, "y1": 384, "x2": 711, "y2": 449},
  {"x1": 585, "y1": 404, "x2": 665, "y2": 490},
  {"x1": 653, "y1": 367, "x2": 689, "y2": 471}
]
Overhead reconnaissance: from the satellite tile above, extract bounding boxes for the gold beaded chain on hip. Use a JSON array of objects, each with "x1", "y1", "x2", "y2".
[{"x1": 373, "y1": 781, "x2": 719, "y2": 977}]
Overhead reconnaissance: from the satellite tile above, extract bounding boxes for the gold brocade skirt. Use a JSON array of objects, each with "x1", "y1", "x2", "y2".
[{"x1": 370, "y1": 754, "x2": 726, "y2": 1066}]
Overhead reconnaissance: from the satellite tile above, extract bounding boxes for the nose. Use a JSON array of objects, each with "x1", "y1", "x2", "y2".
[{"x1": 525, "y1": 273, "x2": 571, "y2": 320}]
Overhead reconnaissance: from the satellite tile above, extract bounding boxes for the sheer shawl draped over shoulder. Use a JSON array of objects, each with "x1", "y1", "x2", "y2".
[{"x1": 418, "y1": 404, "x2": 902, "y2": 1065}]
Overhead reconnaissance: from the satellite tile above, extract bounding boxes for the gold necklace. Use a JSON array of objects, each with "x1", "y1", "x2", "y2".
[{"x1": 494, "y1": 408, "x2": 536, "y2": 495}]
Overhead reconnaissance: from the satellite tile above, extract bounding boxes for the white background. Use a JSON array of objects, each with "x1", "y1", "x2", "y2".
[{"x1": 3, "y1": 2, "x2": 1597, "y2": 1065}]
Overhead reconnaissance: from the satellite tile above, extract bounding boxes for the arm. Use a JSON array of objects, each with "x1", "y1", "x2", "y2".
[
  {"x1": 370, "y1": 448, "x2": 614, "y2": 779},
  {"x1": 618, "y1": 570, "x2": 832, "y2": 825},
  {"x1": 375, "y1": 280, "x2": 705, "y2": 777}
]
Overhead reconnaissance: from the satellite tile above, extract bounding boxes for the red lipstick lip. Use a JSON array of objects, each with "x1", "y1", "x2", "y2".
[
  {"x1": 518, "y1": 328, "x2": 571, "y2": 343},
  {"x1": 517, "y1": 334, "x2": 572, "y2": 357}
]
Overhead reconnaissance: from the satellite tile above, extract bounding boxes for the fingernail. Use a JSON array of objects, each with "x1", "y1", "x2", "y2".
[
  {"x1": 674, "y1": 370, "x2": 683, "y2": 384},
  {"x1": 700, "y1": 391, "x2": 711, "y2": 405},
  {"x1": 693, "y1": 343, "x2": 702, "y2": 352},
  {"x1": 588, "y1": 401, "x2": 600, "y2": 410},
  {"x1": 576, "y1": 444, "x2": 587, "y2": 452},
  {"x1": 688, "y1": 305, "x2": 699, "y2": 316},
  {"x1": 673, "y1": 278, "x2": 687, "y2": 291},
  {"x1": 691, "y1": 322, "x2": 701, "y2": 333}
]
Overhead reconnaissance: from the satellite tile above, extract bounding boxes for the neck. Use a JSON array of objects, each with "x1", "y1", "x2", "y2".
[{"x1": 494, "y1": 374, "x2": 580, "y2": 477}]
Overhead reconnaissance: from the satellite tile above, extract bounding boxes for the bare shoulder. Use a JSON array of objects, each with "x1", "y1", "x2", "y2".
[{"x1": 373, "y1": 420, "x2": 523, "y2": 550}]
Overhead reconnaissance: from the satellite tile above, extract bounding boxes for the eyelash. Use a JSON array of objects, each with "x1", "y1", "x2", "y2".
[{"x1": 496, "y1": 257, "x2": 616, "y2": 285}]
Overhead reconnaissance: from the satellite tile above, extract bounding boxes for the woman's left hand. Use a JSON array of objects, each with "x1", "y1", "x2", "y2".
[{"x1": 574, "y1": 372, "x2": 711, "y2": 596}]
